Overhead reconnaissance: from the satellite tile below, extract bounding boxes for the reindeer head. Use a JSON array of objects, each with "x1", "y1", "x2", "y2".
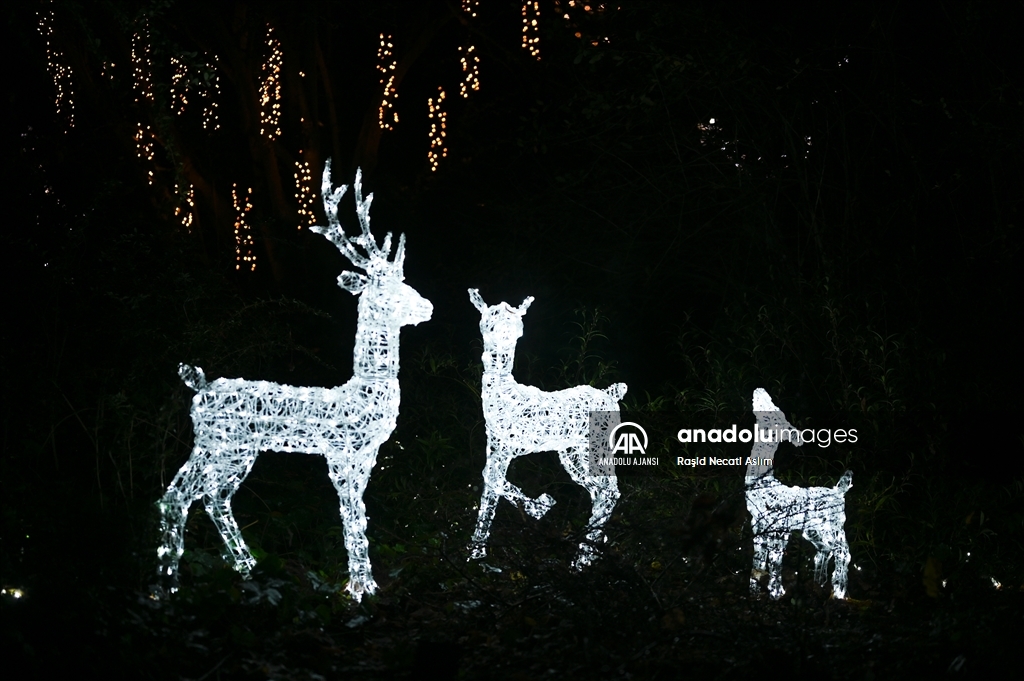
[{"x1": 312, "y1": 160, "x2": 432, "y2": 329}]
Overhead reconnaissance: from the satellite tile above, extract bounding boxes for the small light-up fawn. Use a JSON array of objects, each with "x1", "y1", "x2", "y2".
[
  {"x1": 745, "y1": 388, "x2": 852, "y2": 599},
  {"x1": 467, "y1": 289, "x2": 625, "y2": 569}
]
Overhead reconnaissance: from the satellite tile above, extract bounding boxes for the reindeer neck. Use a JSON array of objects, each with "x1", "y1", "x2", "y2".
[
  {"x1": 352, "y1": 302, "x2": 402, "y2": 381},
  {"x1": 745, "y1": 422, "x2": 779, "y2": 486}
]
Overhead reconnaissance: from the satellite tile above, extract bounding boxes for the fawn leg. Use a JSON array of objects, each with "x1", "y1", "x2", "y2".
[
  {"x1": 327, "y1": 452, "x2": 379, "y2": 601},
  {"x1": 831, "y1": 529, "x2": 851, "y2": 599},
  {"x1": 203, "y1": 449, "x2": 259, "y2": 577},
  {"x1": 469, "y1": 447, "x2": 512, "y2": 560},
  {"x1": 559, "y1": 448, "x2": 621, "y2": 570},
  {"x1": 750, "y1": 524, "x2": 769, "y2": 596},
  {"x1": 765, "y1": 531, "x2": 791, "y2": 599}
]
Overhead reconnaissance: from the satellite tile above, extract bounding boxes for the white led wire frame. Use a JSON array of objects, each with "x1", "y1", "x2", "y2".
[
  {"x1": 467, "y1": 289, "x2": 626, "y2": 570},
  {"x1": 745, "y1": 388, "x2": 853, "y2": 599},
  {"x1": 157, "y1": 160, "x2": 433, "y2": 601}
]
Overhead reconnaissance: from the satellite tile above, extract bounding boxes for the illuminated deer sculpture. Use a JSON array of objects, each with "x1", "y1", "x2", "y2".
[
  {"x1": 467, "y1": 289, "x2": 625, "y2": 569},
  {"x1": 746, "y1": 388, "x2": 852, "y2": 599},
  {"x1": 157, "y1": 160, "x2": 432, "y2": 601}
]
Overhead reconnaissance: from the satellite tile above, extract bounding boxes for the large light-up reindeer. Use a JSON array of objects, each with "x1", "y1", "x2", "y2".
[
  {"x1": 467, "y1": 289, "x2": 625, "y2": 569},
  {"x1": 157, "y1": 160, "x2": 432, "y2": 601},
  {"x1": 746, "y1": 388, "x2": 852, "y2": 599}
]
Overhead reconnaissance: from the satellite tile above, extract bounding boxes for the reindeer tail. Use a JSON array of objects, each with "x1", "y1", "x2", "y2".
[
  {"x1": 178, "y1": 364, "x2": 208, "y2": 391},
  {"x1": 836, "y1": 470, "x2": 853, "y2": 494},
  {"x1": 605, "y1": 382, "x2": 628, "y2": 403}
]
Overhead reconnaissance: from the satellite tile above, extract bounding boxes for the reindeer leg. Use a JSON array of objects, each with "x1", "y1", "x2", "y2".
[
  {"x1": 559, "y1": 448, "x2": 621, "y2": 570},
  {"x1": 203, "y1": 448, "x2": 259, "y2": 578},
  {"x1": 156, "y1": 451, "x2": 208, "y2": 588},
  {"x1": 750, "y1": 521, "x2": 769, "y2": 596},
  {"x1": 327, "y1": 452, "x2": 379, "y2": 601}
]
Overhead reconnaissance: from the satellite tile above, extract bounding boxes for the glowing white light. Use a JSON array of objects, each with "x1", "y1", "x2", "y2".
[
  {"x1": 427, "y1": 88, "x2": 448, "y2": 172},
  {"x1": 37, "y1": 8, "x2": 74, "y2": 129},
  {"x1": 462, "y1": 0, "x2": 479, "y2": 17},
  {"x1": 157, "y1": 160, "x2": 433, "y2": 601},
  {"x1": 467, "y1": 289, "x2": 625, "y2": 570},
  {"x1": 990, "y1": 577, "x2": 1002, "y2": 590},
  {"x1": 259, "y1": 25, "x2": 283, "y2": 140},
  {"x1": 746, "y1": 388, "x2": 852, "y2": 600},
  {"x1": 201, "y1": 55, "x2": 221, "y2": 131},
  {"x1": 1, "y1": 587, "x2": 25, "y2": 599}
]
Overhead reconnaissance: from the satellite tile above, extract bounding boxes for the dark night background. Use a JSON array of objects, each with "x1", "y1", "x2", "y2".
[{"x1": 3, "y1": 1, "x2": 1022, "y2": 678}]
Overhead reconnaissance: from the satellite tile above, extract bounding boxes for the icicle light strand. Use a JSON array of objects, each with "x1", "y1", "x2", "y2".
[
  {"x1": 294, "y1": 158, "x2": 316, "y2": 230},
  {"x1": 427, "y1": 88, "x2": 447, "y2": 172},
  {"x1": 37, "y1": 8, "x2": 74, "y2": 129},
  {"x1": 232, "y1": 185, "x2": 256, "y2": 271},
  {"x1": 459, "y1": 45, "x2": 480, "y2": 98},
  {"x1": 376, "y1": 34, "x2": 398, "y2": 131},
  {"x1": 259, "y1": 26, "x2": 283, "y2": 140},
  {"x1": 522, "y1": 2, "x2": 541, "y2": 60}
]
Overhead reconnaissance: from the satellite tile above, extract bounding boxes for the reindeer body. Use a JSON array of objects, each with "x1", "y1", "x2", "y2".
[
  {"x1": 157, "y1": 162, "x2": 431, "y2": 600},
  {"x1": 745, "y1": 388, "x2": 852, "y2": 599},
  {"x1": 467, "y1": 290, "x2": 625, "y2": 569}
]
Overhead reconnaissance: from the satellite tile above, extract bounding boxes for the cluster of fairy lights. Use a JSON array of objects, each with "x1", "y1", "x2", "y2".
[
  {"x1": 232, "y1": 185, "x2": 256, "y2": 271},
  {"x1": 467, "y1": 289, "x2": 625, "y2": 570},
  {"x1": 37, "y1": 9, "x2": 74, "y2": 129},
  {"x1": 259, "y1": 25, "x2": 283, "y2": 140},
  {"x1": 461, "y1": 0, "x2": 479, "y2": 17},
  {"x1": 175, "y1": 183, "x2": 195, "y2": 231},
  {"x1": 135, "y1": 123, "x2": 155, "y2": 184},
  {"x1": 459, "y1": 45, "x2": 480, "y2": 98},
  {"x1": 132, "y1": 25, "x2": 154, "y2": 104},
  {"x1": 522, "y1": 2, "x2": 541, "y2": 59},
  {"x1": 427, "y1": 88, "x2": 448, "y2": 171},
  {"x1": 294, "y1": 157, "x2": 316, "y2": 230},
  {"x1": 202, "y1": 55, "x2": 221, "y2": 131},
  {"x1": 376, "y1": 34, "x2": 399, "y2": 131},
  {"x1": 556, "y1": 2, "x2": 611, "y2": 45},
  {"x1": 170, "y1": 57, "x2": 189, "y2": 115}
]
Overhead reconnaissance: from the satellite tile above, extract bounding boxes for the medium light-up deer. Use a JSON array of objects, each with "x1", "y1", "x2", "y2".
[
  {"x1": 156, "y1": 160, "x2": 432, "y2": 601},
  {"x1": 467, "y1": 289, "x2": 625, "y2": 570},
  {"x1": 746, "y1": 388, "x2": 852, "y2": 599}
]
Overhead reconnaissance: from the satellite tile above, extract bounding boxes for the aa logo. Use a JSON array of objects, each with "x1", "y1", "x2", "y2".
[{"x1": 609, "y1": 422, "x2": 649, "y2": 455}]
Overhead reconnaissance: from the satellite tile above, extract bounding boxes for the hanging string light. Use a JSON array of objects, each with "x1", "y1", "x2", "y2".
[
  {"x1": 232, "y1": 185, "x2": 256, "y2": 271},
  {"x1": 462, "y1": 0, "x2": 479, "y2": 17},
  {"x1": 427, "y1": 87, "x2": 447, "y2": 172},
  {"x1": 259, "y1": 25, "x2": 283, "y2": 140},
  {"x1": 175, "y1": 183, "x2": 195, "y2": 231},
  {"x1": 132, "y1": 23, "x2": 154, "y2": 104},
  {"x1": 201, "y1": 55, "x2": 221, "y2": 131},
  {"x1": 170, "y1": 57, "x2": 189, "y2": 115},
  {"x1": 134, "y1": 122, "x2": 155, "y2": 184},
  {"x1": 294, "y1": 156, "x2": 316, "y2": 230},
  {"x1": 522, "y1": 2, "x2": 541, "y2": 60},
  {"x1": 376, "y1": 34, "x2": 398, "y2": 131},
  {"x1": 37, "y1": 8, "x2": 74, "y2": 129},
  {"x1": 458, "y1": 45, "x2": 480, "y2": 98}
]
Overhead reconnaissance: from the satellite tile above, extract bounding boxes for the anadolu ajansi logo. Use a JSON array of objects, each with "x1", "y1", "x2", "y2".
[{"x1": 609, "y1": 422, "x2": 649, "y2": 455}]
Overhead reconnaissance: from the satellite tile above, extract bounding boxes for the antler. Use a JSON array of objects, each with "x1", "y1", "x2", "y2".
[{"x1": 311, "y1": 159, "x2": 404, "y2": 271}]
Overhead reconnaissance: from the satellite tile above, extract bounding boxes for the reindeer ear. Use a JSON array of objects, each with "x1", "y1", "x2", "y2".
[
  {"x1": 516, "y1": 296, "x2": 535, "y2": 315},
  {"x1": 338, "y1": 271, "x2": 369, "y2": 294},
  {"x1": 468, "y1": 288, "x2": 487, "y2": 312}
]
